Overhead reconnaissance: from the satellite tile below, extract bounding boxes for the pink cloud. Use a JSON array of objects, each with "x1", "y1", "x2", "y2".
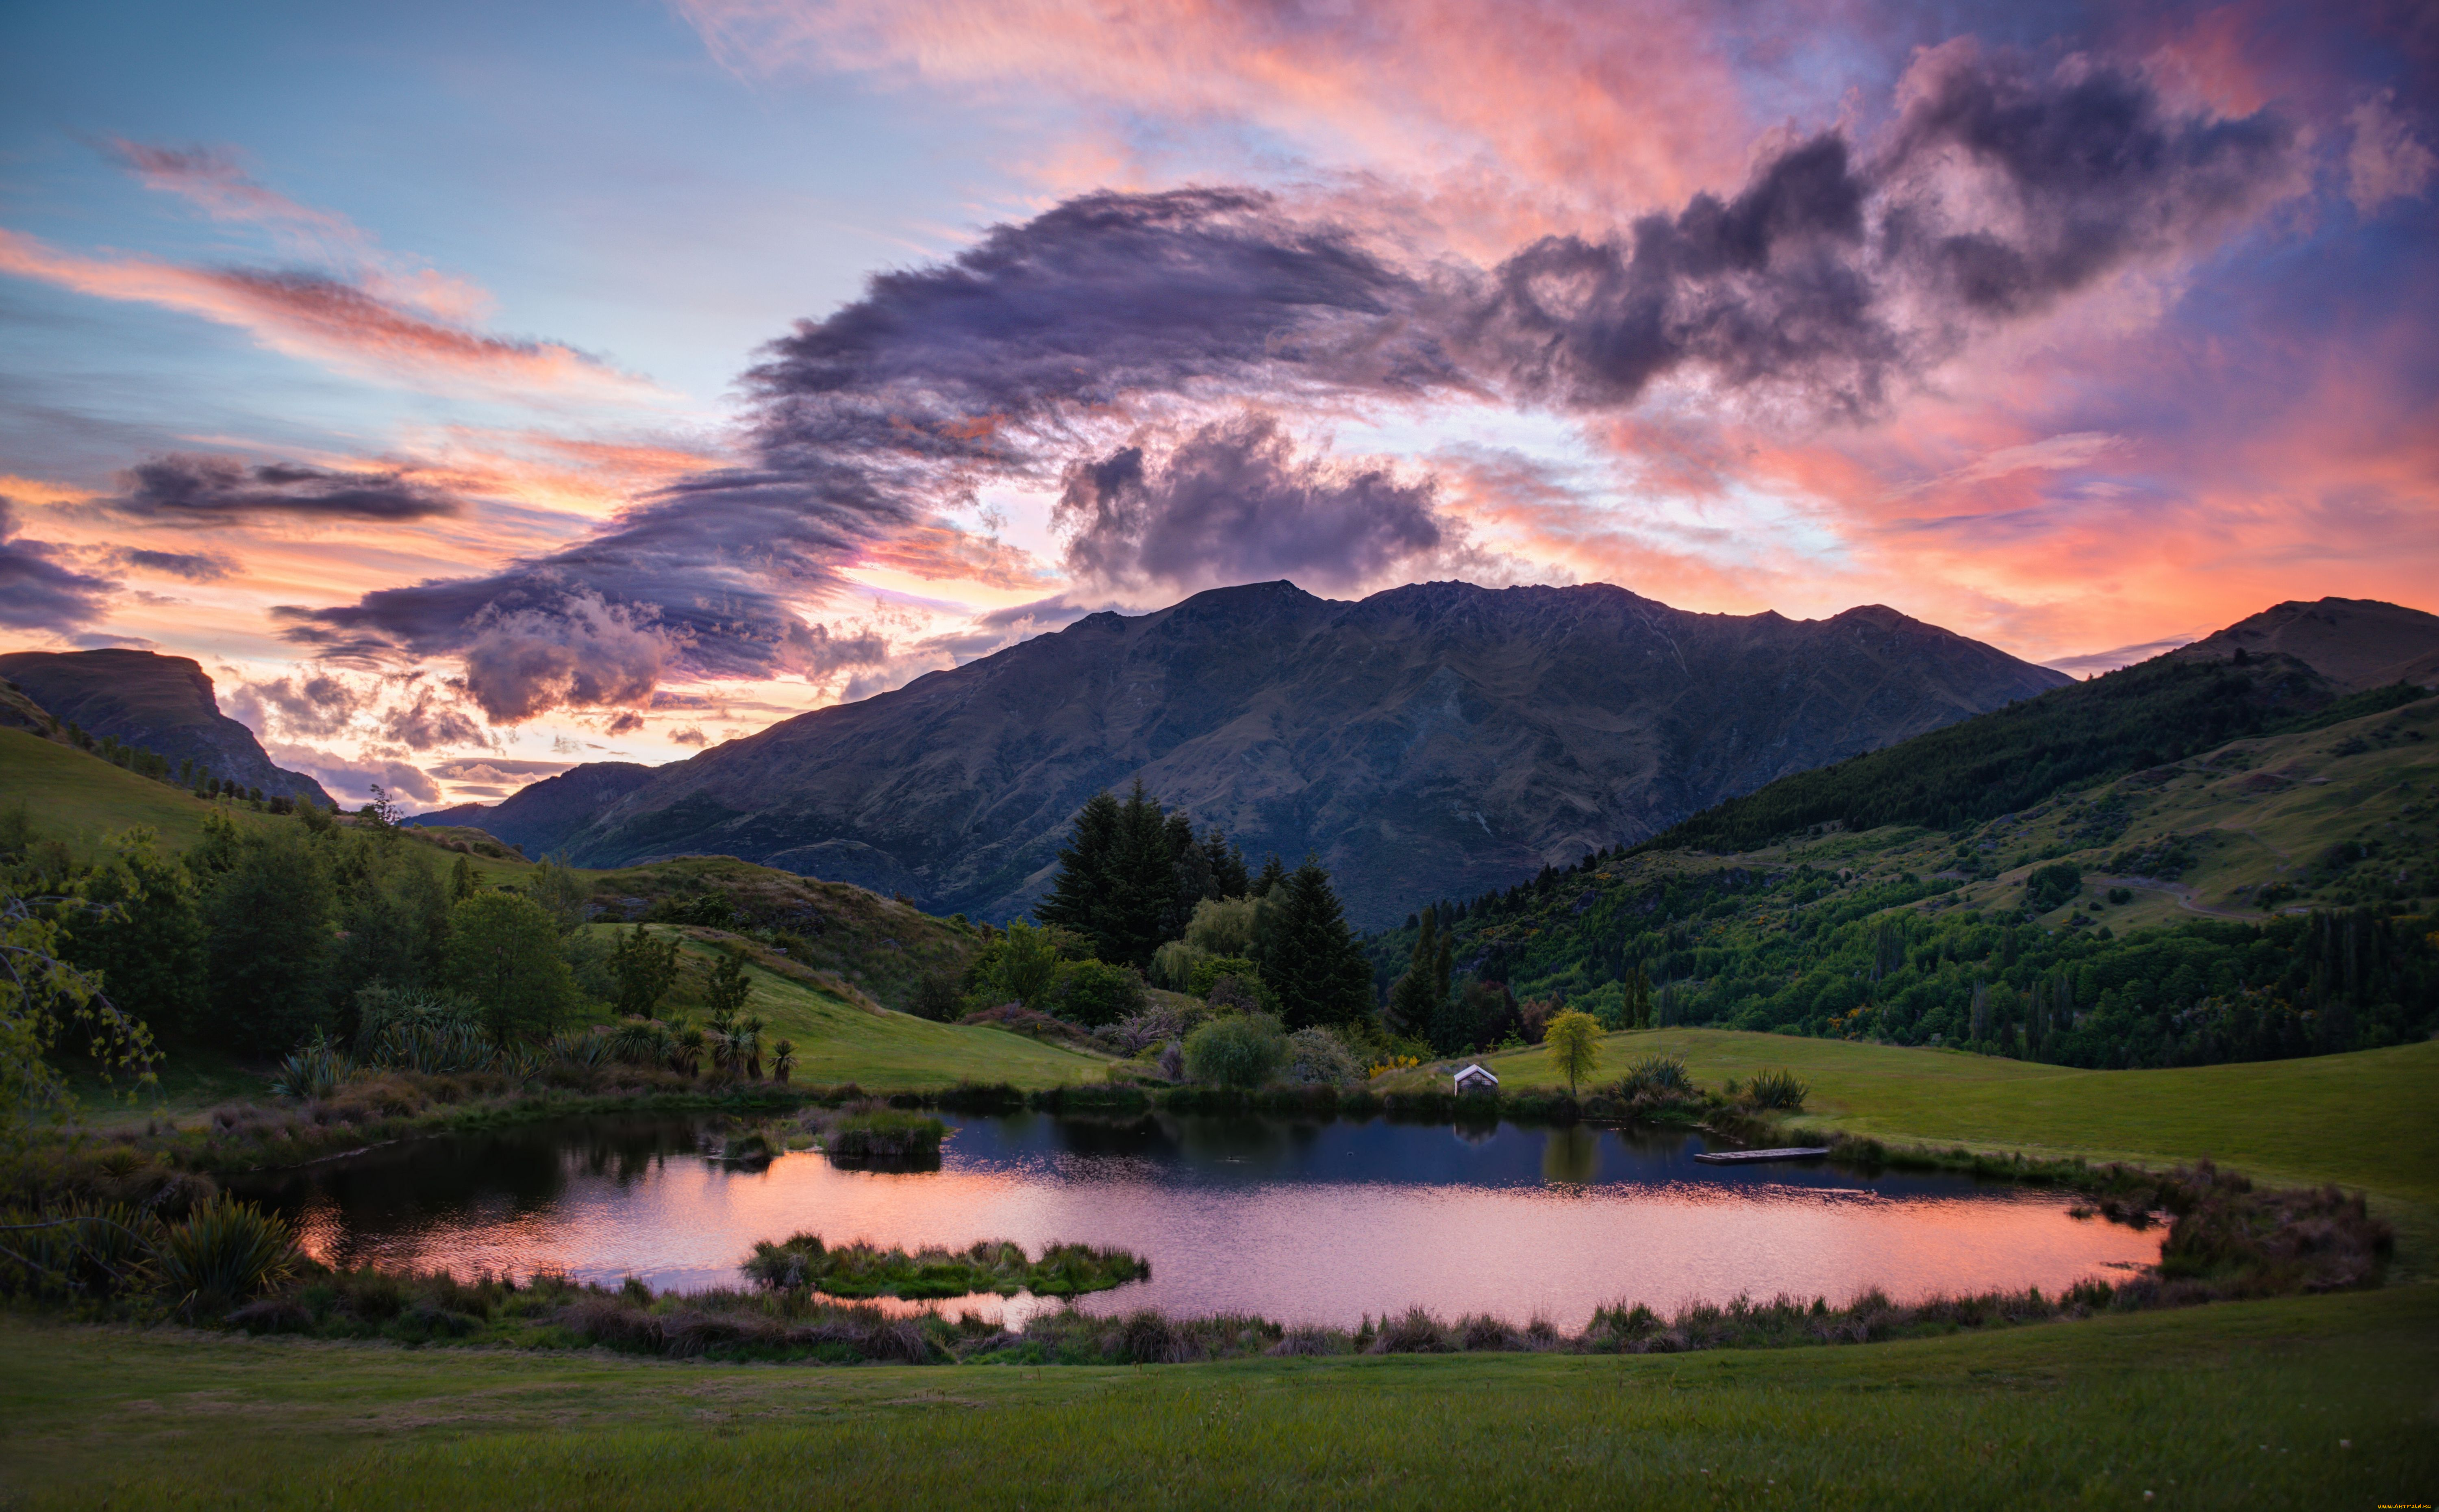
[{"x1": 0, "y1": 227, "x2": 639, "y2": 396}]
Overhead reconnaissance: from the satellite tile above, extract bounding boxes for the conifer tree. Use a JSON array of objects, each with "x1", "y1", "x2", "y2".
[
  {"x1": 1251, "y1": 854, "x2": 1287, "y2": 898},
  {"x1": 1257, "y1": 857, "x2": 1371, "y2": 1029},
  {"x1": 1202, "y1": 826, "x2": 1250, "y2": 897},
  {"x1": 1037, "y1": 790, "x2": 1122, "y2": 945}
]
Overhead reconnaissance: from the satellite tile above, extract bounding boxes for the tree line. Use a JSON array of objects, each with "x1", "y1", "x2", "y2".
[
  {"x1": 2, "y1": 799, "x2": 630, "y2": 1062},
  {"x1": 956, "y1": 783, "x2": 1376, "y2": 1036}
]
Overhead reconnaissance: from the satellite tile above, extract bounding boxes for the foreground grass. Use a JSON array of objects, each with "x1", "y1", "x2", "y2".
[{"x1": 3, "y1": 1286, "x2": 2432, "y2": 1509}]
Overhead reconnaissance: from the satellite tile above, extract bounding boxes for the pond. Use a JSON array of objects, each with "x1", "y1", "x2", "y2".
[{"x1": 238, "y1": 1112, "x2": 2159, "y2": 1331}]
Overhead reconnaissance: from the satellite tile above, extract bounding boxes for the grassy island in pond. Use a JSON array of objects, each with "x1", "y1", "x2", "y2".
[{"x1": 743, "y1": 1235, "x2": 1148, "y2": 1300}]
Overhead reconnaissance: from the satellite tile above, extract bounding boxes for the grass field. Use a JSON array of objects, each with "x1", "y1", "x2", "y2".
[
  {"x1": 637, "y1": 924, "x2": 1109, "y2": 1089},
  {"x1": 1406, "y1": 1030, "x2": 2439, "y2": 1267},
  {"x1": 0, "y1": 726, "x2": 269, "y2": 859},
  {"x1": 2, "y1": 1286, "x2": 2430, "y2": 1509}
]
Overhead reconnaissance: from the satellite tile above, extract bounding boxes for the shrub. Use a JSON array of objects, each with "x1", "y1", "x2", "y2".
[
  {"x1": 1187, "y1": 955, "x2": 1261, "y2": 999},
  {"x1": 1621, "y1": 1054, "x2": 1691, "y2": 1097},
  {"x1": 1183, "y1": 1012, "x2": 1287, "y2": 1087},
  {"x1": 1052, "y1": 959, "x2": 1146, "y2": 1027},
  {"x1": 269, "y1": 1037, "x2": 353, "y2": 1100},
  {"x1": 1149, "y1": 940, "x2": 1207, "y2": 991},
  {"x1": 1285, "y1": 1026, "x2": 1362, "y2": 1086},
  {"x1": 155, "y1": 1198, "x2": 298, "y2": 1313},
  {"x1": 2024, "y1": 861, "x2": 2083, "y2": 912},
  {"x1": 906, "y1": 967, "x2": 964, "y2": 1021},
  {"x1": 1744, "y1": 1069, "x2": 1809, "y2": 1111}
]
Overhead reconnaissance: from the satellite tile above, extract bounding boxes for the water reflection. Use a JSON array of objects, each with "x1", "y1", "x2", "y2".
[{"x1": 238, "y1": 1113, "x2": 2159, "y2": 1330}]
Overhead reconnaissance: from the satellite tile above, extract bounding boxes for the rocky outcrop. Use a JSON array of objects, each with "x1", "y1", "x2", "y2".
[{"x1": 0, "y1": 649, "x2": 331, "y2": 804}]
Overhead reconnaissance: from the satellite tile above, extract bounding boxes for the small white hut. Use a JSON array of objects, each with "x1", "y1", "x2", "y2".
[{"x1": 1452, "y1": 1063, "x2": 1498, "y2": 1095}]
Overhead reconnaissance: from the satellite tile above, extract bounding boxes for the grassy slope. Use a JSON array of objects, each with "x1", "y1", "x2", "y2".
[
  {"x1": 1409, "y1": 1029, "x2": 2439, "y2": 1269},
  {"x1": 610, "y1": 923, "x2": 1108, "y2": 1089},
  {"x1": 0, "y1": 726, "x2": 267, "y2": 859},
  {"x1": 3, "y1": 1286, "x2": 2431, "y2": 1509},
  {"x1": 1727, "y1": 691, "x2": 2437, "y2": 925}
]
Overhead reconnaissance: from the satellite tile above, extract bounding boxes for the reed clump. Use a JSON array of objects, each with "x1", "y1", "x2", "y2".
[{"x1": 803, "y1": 1103, "x2": 946, "y2": 1159}]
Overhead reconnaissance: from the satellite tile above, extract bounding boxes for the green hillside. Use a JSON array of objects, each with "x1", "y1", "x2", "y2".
[
  {"x1": 1373, "y1": 693, "x2": 2439, "y2": 1068},
  {"x1": 2, "y1": 727, "x2": 1093, "y2": 1093},
  {"x1": 0, "y1": 726, "x2": 274, "y2": 858},
  {"x1": 1640, "y1": 650, "x2": 2426, "y2": 855},
  {"x1": 1423, "y1": 1030, "x2": 2437, "y2": 1212},
  {"x1": 616, "y1": 923, "x2": 1106, "y2": 1087}
]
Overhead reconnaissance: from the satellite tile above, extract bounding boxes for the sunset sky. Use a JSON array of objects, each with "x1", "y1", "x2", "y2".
[{"x1": 2, "y1": 1, "x2": 2432, "y2": 810}]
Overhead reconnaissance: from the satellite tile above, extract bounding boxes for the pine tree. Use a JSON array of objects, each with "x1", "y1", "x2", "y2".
[
  {"x1": 1251, "y1": 854, "x2": 1287, "y2": 898},
  {"x1": 1387, "y1": 909, "x2": 1443, "y2": 1034},
  {"x1": 1258, "y1": 857, "x2": 1372, "y2": 1029},
  {"x1": 1202, "y1": 826, "x2": 1250, "y2": 898},
  {"x1": 1037, "y1": 790, "x2": 1122, "y2": 945}
]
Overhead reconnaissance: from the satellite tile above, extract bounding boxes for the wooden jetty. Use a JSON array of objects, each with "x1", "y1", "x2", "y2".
[{"x1": 1691, "y1": 1147, "x2": 1832, "y2": 1165}]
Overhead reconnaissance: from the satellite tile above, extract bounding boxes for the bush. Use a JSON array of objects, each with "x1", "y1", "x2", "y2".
[
  {"x1": 155, "y1": 1198, "x2": 298, "y2": 1313},
  {"x1": 1743, "y1": 1069, "x2": 1809, "y2": 1110},
  {"x1": 1621, "y1": 1054, "x2": 1691, "y2": 1097},
  {"x1": 1149, "y1": 940, "x2": 1207, "y2": 991},
  {"x1": 2024, "y1": 861, "x2": 2083, "y2": 912},
  {"x1": 1052, "y1": 959, "x2": 1146, "y2": 1027},
  {"x1": 1187, "y1": 955, "x2": 1261, "y2": 999},
  {"x1": 1285, "y1": 1026, "x2": 1362, "y2": 1086},
  {"x1": 1183, "y1": 1012, "x2": 1287, "y2": 1088}
]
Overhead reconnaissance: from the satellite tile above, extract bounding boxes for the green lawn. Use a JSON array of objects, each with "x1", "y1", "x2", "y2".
[{"x1": 2, "y1": 1286, "x2": 2431, "y2": 1509}]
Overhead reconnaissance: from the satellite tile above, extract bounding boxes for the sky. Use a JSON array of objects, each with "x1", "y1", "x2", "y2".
[{"x1": 1, "y1": 0, "x2": 2432, "y2": 812}]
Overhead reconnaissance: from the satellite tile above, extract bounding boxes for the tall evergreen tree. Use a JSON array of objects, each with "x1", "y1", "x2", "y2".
[
  {"x1": 1257, "y1": 857, "x2": 1372, "y2": 1029},
  {"x1": 1104, "y1": 782, "x2": 1180, "y2": 968},
  {"x1": 1386, "y1": 909, "x2": 1442, "y2": 1034},
  {"x1": 1202, "y1": 826, "x2": 1250, "y2": 898},
  {"x1": 1037, "y1": 789, "x2": 1123, "y2": 946},
  {"x1": 1164, "y1": 810, "x2": 1213, "y2": 941},
  {"x1": 1251, "y1": 854, "x2": 1287, "y2": 898}
]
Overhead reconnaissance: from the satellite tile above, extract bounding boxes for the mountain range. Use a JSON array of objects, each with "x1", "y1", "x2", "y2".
[
  {"x1": 544, "y1": 580, "x2": 2071, "y2": 926},
  {"x1": 0, "y1": 649, "x2": 331, "y2": 805}
]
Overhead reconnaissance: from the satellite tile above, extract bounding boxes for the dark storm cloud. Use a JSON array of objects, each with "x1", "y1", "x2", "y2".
[
  {"x1": 1056, "y1": 412, "x2": 1448, "y2": 591},
  {"x1": 1880, "y1": 41, "x2": 2298, "y2": 318},
  {"x1": 116, "y1": 454, "x2": 463, "y2": 523},
  {"x1": 746, "y1": 186, "x2": 1440, "y2": 433},
  {"x1": 1465, "y1": 45, "x2": 2298, "y2": 414},
  {"x1": 285, "y1": 52, "x2": 2296, "y2": 713},
  {"x1": 0, "y1": 496, "x2": 116, "y2": 631}
]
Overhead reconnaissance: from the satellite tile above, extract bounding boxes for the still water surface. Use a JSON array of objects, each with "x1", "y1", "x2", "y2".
[{"x1": 241, "y1": 1113, "x2": 2157, "y2": 1330}]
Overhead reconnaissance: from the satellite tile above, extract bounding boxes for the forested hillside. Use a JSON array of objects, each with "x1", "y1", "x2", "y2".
[
  {"x1": 1640, "y1": 652, "x2": 2425, "y2": 856},
  {"x1": 1365, "y1": 690, "x2": 2439, "y2": 1071}
]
